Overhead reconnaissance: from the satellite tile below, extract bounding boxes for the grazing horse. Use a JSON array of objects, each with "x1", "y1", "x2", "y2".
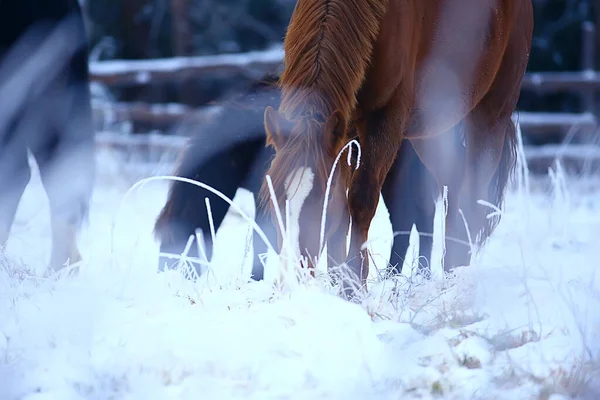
[
  {"x1": 0, "y1": 0, "x2": 95, "y2": 272},
  {"x1": 261, "y1": 0, "x2": 534, "y2": 297},
  {"x1": 154, "y1": 73, "x2": 439, "y2": 280},
  {"x1": 154, "y1": 75, "x2": 282, "y2": 280}
]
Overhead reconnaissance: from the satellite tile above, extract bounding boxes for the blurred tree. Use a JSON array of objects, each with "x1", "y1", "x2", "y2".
[
  {"x1": 186, "y1": 0, "x2": 291, "y2": 55},
  {"x1": 170, "y1": 0, "x2": 192, "y2": 56},
  {"x1": 85, "y1": 0, "x2": 293, "y2": 121},
  {"x1": 85, "y1": 0, "x2": 293, "y2": 59}
]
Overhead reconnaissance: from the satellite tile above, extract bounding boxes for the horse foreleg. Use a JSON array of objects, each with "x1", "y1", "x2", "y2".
[
  {"x1": 324, "y1": 207, "x2": 350, "y2": 287},
  {"x1": 49, "y1": 214, "x2": 83, "y2": 271},
  {"x1": 0, "y1": 142, "x2": 31, "y2": 249},
  {"x1": 344, "y1": 109, "x2": 405, "y2": 300},
  {"x1": 45, "y1": 177, "x2": 90, "y2": 274},
  {"x1": 410, "y1": 129, "x2": 468, "y2": 273},
  {"x1": 34, "y1": 139, "x2": 94, "y2": 274},
  {"x1": 411, "y1": 141, "x2": 439, "y2": 277},
  {"x1": 414, "y1": 189, "x2": 436, "y2": 278},
  {"x1": 380, "y1": 141, "x2": 417, "y2": 276}
]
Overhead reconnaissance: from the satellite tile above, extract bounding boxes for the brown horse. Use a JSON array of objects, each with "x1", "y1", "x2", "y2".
[
  {"x1": 155, "y1": 72, "x2": 439, "y2": 281},
  {"x1": 260, "y1": 0, "x2": 533, "y2": 297}
]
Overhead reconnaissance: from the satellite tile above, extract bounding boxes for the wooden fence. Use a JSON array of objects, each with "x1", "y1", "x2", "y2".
[
  {"x1": 94, "y1": 129, "x2": 600, "y2": 177},
  {"x1": 89, "y1": 22, "x2": 600, "y2": 173}
]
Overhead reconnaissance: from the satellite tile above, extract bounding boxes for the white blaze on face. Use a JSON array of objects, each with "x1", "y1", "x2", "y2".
[{"x1": 282, "y1": 167, "x2": 314, "y2": 262}]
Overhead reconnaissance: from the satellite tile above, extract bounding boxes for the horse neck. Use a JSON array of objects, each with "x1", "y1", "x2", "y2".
[
  {"x1": 278, "y1": 0, "x2": 388, "y2": 124},
  {"x1": 278, "y1": 92, "x2": 331, "y2": 123}
]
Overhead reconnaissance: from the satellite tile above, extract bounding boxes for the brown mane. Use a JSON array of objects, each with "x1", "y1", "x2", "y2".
[
  {"x1": 259, "y1": 0, "x2": 388, "y2": 209},
  {"x1": 278, "y1": 0, "x2": 387, "y2": 120}
]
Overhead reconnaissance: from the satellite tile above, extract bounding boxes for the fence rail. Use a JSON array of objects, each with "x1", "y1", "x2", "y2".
[
  {"x1": 94, "y1": 130, "x2": 600, "y2": 176},
  {"x1": 90, "y1": 55, "x2": 600, "y2": 135},
  {"x1": 89, "y1": 48, "x2": 284, "y2": 86},
  {"x1": 91, "y1": 101, "x2": 599, "y2": 136},
  {"x1": 90, "y1": 47, "x2": 600, "y2": 92},
  {"x1": 521, "y1": 71, "x2": 600, "y2": 91},
  {"x1": 89, "y1": 21, "x2": 600, "y2": 140}
]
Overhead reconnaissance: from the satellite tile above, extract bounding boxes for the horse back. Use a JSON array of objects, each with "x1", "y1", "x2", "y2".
[{"x1": 358, "y1": 0, "x2": 527, "y2": 134}]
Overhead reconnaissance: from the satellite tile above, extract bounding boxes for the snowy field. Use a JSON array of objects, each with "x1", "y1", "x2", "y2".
[{"x1": 1, "y1": 146, "x2": 600, "y2": 400}]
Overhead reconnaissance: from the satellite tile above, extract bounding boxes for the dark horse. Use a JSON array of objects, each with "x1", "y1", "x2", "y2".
[
  {"x1": 154, "y1": 75, "x2": 281, "y2": 280},
  {"x1": 262, "y1": 0, "x2": 533, "y2": 298},
  {"x1": 0, "y1": 0, "x2": 94, "y2": 271},
  {"x1": 154, "y1": 73, "x2": 440, "y2": 280}
]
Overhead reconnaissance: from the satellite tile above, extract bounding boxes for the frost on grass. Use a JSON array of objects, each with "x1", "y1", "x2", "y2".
[{"x1": 1, "y1": 150, "x2": 600, "y2": 399}]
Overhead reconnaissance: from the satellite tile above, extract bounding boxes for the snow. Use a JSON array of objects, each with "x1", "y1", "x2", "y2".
[
  {"x1": 89, "y1": 47, "x2": 284, "y2": 77},
  {"x1": 1, "y1": 146, "x2": 600, "y2": 399}
]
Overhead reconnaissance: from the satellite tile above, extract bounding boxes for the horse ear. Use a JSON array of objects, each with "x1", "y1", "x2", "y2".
[
  {"x1": 264, "y1": 106, "x2": 286, "y2": 150},
  {"x1": 324, "y1": 110, "x2": 347, "y2": 153}
]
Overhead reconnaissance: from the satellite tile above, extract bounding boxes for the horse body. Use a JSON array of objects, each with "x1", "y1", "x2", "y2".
[
  {"x1": 0, "y1": 0, "x2": 94, "y2": 271},
  {"x1": 155, "y1": 73, "x2": 438, "y2": 280},
  {"x1": 263, "y1": 0, "x2": 533, "y2": 297}
]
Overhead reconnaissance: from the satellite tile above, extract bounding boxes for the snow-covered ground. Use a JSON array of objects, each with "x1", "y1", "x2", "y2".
[{"x1": 1, "y1": 147, "x2": 600, "y2": 400}]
